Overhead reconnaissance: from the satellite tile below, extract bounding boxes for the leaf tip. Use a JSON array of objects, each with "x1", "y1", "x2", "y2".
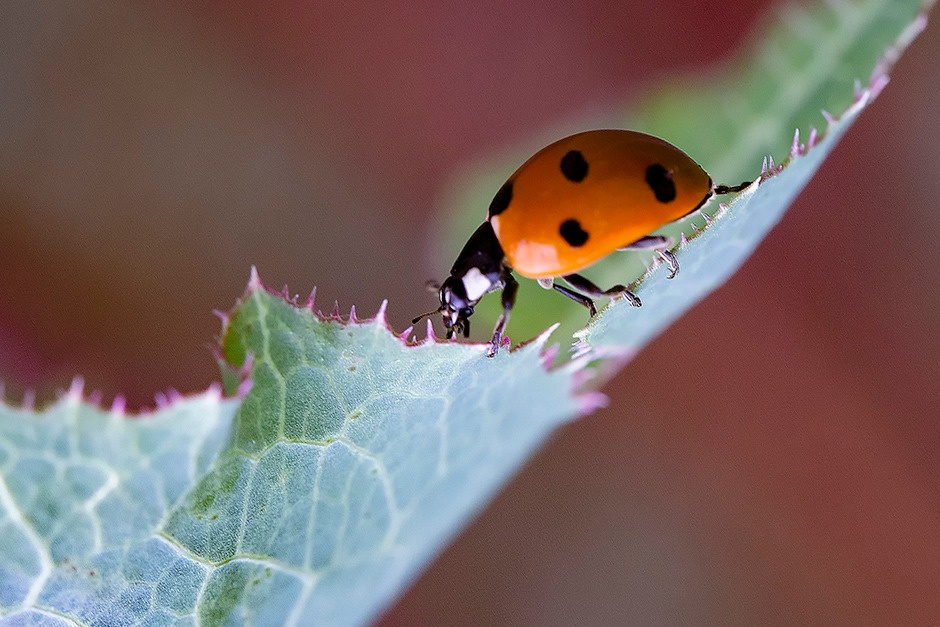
[
  {"x1": 760, "y1": 155, "x2": 782, "y2": 180},
  {"x1": 808, "y1": 127, "x2": 819, "y2": 150},
  {"x1": 531, "y1": 322, "x2": 560, "y2": 349},
  {"x1": 375, "y1": 299, "x2": 389, "y2": 322},
  {"x1": 280, "y1": 285, "x2": 302, "y2": 305},
  {"x1": 110, "y1": 394, "x2": 127, "y2": 416},
  {"x1": 66, "y1": 376, "x2": 85, "y2": 403},
  {"x1": 212, "y1": 309, "x2": 230, "y2": 336},
  {"x1": 154, "y1": 389, "x2": 179, "y2": 409},
  {"x1": 206, "y1": 382, "x2": 223, "y2": 399},
  {"x1": 305, "y1": 286, "x2": 318, "y2": 310},
  {"x1": 237, "y1": 376, "x2": 254, "y2": 399},
  {"x1": 577, "y1": 391, "x2": 609, "y2": 414},
  {"x1": 790, "y1": 128, "x2": 804, "y2": 158},
  {"x1": 540, "y1": 342, "x2": 560, "y2": 369},
  {"x1": 419, "y1": 319, "x2": 436, "y2": 345},
  {"x1": 248, "y1": 265, "x2": 263, "y2": 291}
]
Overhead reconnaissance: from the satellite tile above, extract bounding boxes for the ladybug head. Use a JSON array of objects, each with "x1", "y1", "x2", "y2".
[
  {"x1": 438, "y1": 275, "x2": 474, "y2": 338},
  {"x1": 412, "y1": 275, "x2": 475, "y2": 339}
]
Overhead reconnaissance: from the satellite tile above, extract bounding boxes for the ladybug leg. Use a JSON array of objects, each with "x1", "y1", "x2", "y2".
[
  {"x1": 658, "y1": 249, "x2": 679, "y2": 280},
  {"x1": 560, "y1": 274, "x2": 643, "y2": 311},
  {"x1": 714, "y1": 181, "x2": 751, "y2": 194},
  {"x1": 487, "y1": 272, "x2": 519, "y2": 357},
  {"x1": 620, "y1": 235, "x2": 679, "y2": 279},
  {"x1": 551, "y1": 283, "x2": 598, "y2": 317}
]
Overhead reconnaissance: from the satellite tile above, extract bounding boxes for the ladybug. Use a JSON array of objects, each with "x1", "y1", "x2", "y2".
[{"x1": 415, "y1": 129, "x2": 751, "y2": 356}]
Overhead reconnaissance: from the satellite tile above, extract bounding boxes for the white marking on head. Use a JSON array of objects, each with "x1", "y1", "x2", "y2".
[{"x1": 462, "y1": 267, "x2": 492, "y2": 302}]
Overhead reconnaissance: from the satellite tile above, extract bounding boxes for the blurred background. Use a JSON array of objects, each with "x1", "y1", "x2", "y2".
[{"x1": 2, "y1": 0, "x2": 938, "y2": 623}]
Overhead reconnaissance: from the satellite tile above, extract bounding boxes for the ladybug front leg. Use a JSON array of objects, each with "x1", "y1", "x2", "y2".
[
  {"x1": 620, "y1": 235, "x2": 679, "y2": 279},
  {"x1": 487, "y1": 272, "x2": 519, "y2": 357}
]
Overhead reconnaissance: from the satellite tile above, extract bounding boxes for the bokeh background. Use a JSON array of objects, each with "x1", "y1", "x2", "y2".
[{"x1": 2, "y1": 0, "x2": 938, "y2": 623}]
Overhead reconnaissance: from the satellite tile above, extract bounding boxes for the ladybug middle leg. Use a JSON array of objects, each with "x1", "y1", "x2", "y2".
[
  {"x1": 555, "y1": 273, "x2": 642, "y2": 316},
  {"x1": 550, "y1": 282, "x2": 599, "y2": 317}
]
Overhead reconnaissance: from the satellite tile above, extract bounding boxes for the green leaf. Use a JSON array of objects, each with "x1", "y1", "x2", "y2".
[
  {"x1": 0, "y1": 1, "x2": 932, "y2": 625},
  {"x1": 164, "y1": 282, "x2": 590, "y2": 624},
  {"x1": 0, "y1": 387, "x2": 238, "y2": 624}
]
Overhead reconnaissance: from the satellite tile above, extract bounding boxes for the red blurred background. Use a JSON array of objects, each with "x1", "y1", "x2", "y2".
[{"x1": 2, "y1": 1, "x2": 937, "y2": 623}]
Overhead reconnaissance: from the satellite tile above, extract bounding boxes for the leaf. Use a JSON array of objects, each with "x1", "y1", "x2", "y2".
[
  {"x1": 0, "y1": 386, "x2": 238, "y2": 624},
  {"x1": 0, "y1": 284, "x2": 595, "y2": 626},
  {"x1": 0, "y1": 1, "x2": 932, "y2": 625},
  {"x1": 164, "y1": 281, "x2": 595, "y2": 624}
]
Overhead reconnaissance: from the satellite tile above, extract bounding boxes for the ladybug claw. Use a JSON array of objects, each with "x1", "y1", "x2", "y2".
[
  {"x1": 486, "y1": 337, "x2": 500, "y2": 357},
  {"x1": 658, "y1": 249, "x2": 680, "y2": 279},
  {"x1": 623, "y1": 291, "x2": 642, "y2": 307},
  {"x1": 486, "y1": 331, "x2": 511, "y2": 357}
]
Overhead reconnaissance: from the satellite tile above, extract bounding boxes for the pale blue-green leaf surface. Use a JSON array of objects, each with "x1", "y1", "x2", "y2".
[
  {"x1": 0, "y1": 0, "x2": 932, "y2": 624},
  {"x1": 0, "y1": 389, "x2": 237, "y2": 625}
]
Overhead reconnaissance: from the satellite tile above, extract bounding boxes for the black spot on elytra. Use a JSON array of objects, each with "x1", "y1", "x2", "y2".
[
  {"x1": 645, "y1": 164, "x2": 676, "y2": 202},
  {"x1": 559, "y1": 219, "x2": 589, "y2": 247},
  {"x1": 488, "y1": 181, "x2": 513, "y2": 216},
  {"x1": 560, "y1": 150, "x2": 589, "y2": 182}
]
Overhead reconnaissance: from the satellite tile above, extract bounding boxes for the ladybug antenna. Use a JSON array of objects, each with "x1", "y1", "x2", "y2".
[
  {"x1": 714, "y1": 180, "x2": 752, "y2": 195},
  {"x1": 412, "y1": 307, "x2": 443, "y2": 325},
  {"x1": 424, "y1": 279, "x2": 442, "y2": 292}
]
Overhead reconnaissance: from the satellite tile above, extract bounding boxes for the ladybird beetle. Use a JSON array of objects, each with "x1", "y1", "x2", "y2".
[{"x1": 415, "y1": 129, "x2": 751, "y2": 356}]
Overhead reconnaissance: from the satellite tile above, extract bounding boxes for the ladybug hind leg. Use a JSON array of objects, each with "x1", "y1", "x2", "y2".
[{"x1": 620, "y1": 235, "x2": 679, "y2": 280}]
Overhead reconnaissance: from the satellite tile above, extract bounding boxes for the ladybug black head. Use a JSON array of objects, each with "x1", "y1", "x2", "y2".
[
  {"x1": 412, "y1": 275, "x2": 475, "y2": 339},
  {"x1": 438, "y1": 276, "x2": 474, "y2": 338}
]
